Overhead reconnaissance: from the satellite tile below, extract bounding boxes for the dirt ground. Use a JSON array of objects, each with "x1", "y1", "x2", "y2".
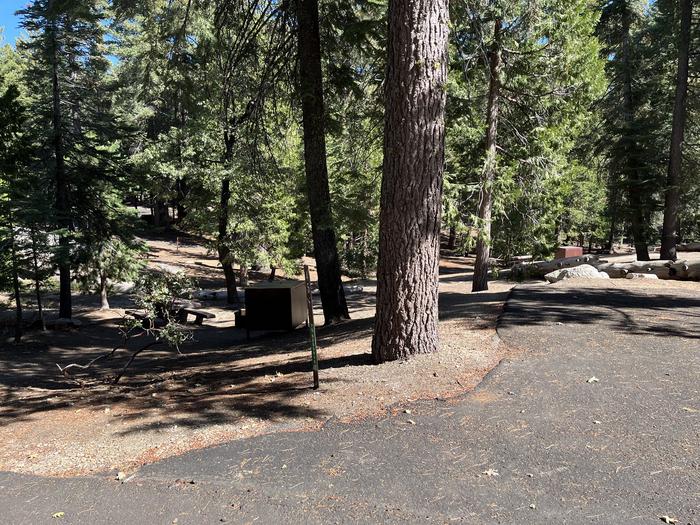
[
  {"x1": 0, "y1": 235, "x2": 514, "y2": 477},
  {"x1": 3, "y1": 239, "x2": 698, "y2": 477}
]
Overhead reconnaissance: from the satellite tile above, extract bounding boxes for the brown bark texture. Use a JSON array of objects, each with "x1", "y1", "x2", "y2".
[
  {"x1": 372, "y1": 0, "x2": 449, "y2": 362},
  {"x1": 447, "y1": 226, "x2": 457, "y2": 250},
  {"x1": 597, "y1": 259, "x2": 700, "y2": 280},
  {"x1": 511, "y1": 254, "x2": 602, "y2": 279},
  {"x1": 217, "y1": 176, "x2": 239, "y2": 304},
  {"x1": 472, "y1": 19, "x2": 502, "y2": 293},
  {"x1": 660, "y1": 0, "x2": 692, "y2": 261},
  {"x1": 30, "y1": 230, "x2": 46, "y2": 331},
  {"x1": 296, "y1": 0, "x2": 349, "y2": 324},
  {"x1": 10, "y1": 221, "x2": 23, "y2": 343}
]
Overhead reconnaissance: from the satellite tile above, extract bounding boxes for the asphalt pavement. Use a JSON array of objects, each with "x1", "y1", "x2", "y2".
[{"x1": 2, "y1": 282, "x2": 699, "y2": 524}]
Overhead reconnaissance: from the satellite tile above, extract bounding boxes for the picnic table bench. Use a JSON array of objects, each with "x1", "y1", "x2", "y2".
[
  {"x1": 125, "y1": 307, "x2": 215, "y2": 326},
  {"x1": 124, "y1": 309, "x2": 166, "y2": 328},
  {"x1": 176, "y1": 307, "x2": 216, "y2": 325}
]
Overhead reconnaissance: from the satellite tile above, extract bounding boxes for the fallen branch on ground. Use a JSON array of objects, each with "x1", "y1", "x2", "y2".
[
  {"x1": 113, "y1": 340, "x2": 163, "y2": 384},
  {"x1": 56, "y1": 330, "x2": 146, "y2": 375},
  {"x1": 596, "y1": 260, "x2": 700, "y2": 280},
  {"x1": 513, "y1": 256, "x2": 700, "y2": 281},
  {"x1": 511, "y1": 255, "x2": 603, "y2": 279},
  {"x1": 677, "y1": 242, "x2": 700, "y2": 252}
]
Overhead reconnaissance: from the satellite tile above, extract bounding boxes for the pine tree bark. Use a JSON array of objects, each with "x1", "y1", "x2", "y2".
[
  {"x1": 10, "y1": 220, "x2": 23, "y2": 343},
  {"x1": 606, "y1": 187, "x2": 619, "y2": 253},
  {"x1": 371, "y1": 0, "x2": 449, "y2": 362},
  {"x1": 620, "y1": 4, "x2": 649, "y2": 261},
  {"x1": 661, "y1": 0, "x2": 692, "y2": 261},
  {"x1": 447, "y1": 226, "x2": 457, "y2": 250},
  {"x1": 49, "y1": 11, "x2": 72, "y2": 319},
  {"x1": 176, "y1": 178, "x2": 188, "y2": 223},
  {"x1": 472, "y1": 20, "x2": 502, "y2": 293},
  {"x1": 295, "y1": 0, "x2": 349, "y2": 324},
  {"x1": 217, "y1": 175, "x2": 239, "y2": 304},
  {"x1": 30, "y1": 229, "x2": 46, "y2": 331}
]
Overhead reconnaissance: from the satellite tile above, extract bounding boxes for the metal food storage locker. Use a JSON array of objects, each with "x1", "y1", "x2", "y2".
[{"x1": 243, "y1": 280, "x2": 308, "y2": 331}]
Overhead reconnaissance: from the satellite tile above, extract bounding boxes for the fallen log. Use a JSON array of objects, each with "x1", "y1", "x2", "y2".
[
  {"x1": 596, "y1": 260, "x2": 700, "y2": 280},
  {"x1": 514, "y1": 255, "x2": 700, "y2": 281},
  {"x1": 512, "y1": 254, "x2": 603, "y2": 279},
  {"x1": 677, "y1": 242, "x2": 700, "y2": 252}
]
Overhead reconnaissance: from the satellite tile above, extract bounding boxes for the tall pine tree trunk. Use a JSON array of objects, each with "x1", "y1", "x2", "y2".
[
  {"x1": 30, "y1": 229, "x2": 46, "y2": 331},
  {"x1": 216, "y1": 130, "x2": 239, "y2": 305},
  {"x1": 372, "y1": 0, "x2": 449, "y2": 362},
  {"x1": 472, "y1": 20, "x2": 502, "y2": 293},
  {"x1": 217, "y1": 174, "x2": 238, "y2": 305},
  {"x1": 296, "y1": 0, "x2": 349, "y2": 325},
  {"x1": 661, "y1": 0, "x2": 692, "y2": 261},
  {"x1": 9, "y1": 220, "x2": 23, "y2": 343},
  {"x1": 50, "y1": 14, "x2": 72, "y2": 319},
  {"x1": 621, "y1": 5, "x2": 649, "y2": 261},
  {"x1": 606, "y1": 186, "x2": 619, "y2": 253}
]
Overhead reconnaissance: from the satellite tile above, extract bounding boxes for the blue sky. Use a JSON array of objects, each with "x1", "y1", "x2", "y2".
[{"x1": 0, "y1": 1, "x2": 29, "y2": 46}]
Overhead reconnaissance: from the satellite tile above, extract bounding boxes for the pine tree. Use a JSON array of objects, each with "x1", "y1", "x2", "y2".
[
  {"x1": 0, "y1": 80, "x2": 27, "y2": 342},
  {"x1": 660, "y1": 0, "x2": 693, "y2": 260},
  {"x1": 110, "y1": 0, "x2": 197, "y2": 230},
  {"x1": 472, "y1": 16, "x2": 502, "y2": 292},
  {"x1": 372, "y1": 0, "x2": 449, "y2": 362},
  {"x1": 449, "y1": 0, "x2": 605, "y2": 289},
  {"x1": 295, "y1": 0, "x2": 350, "y2": 323},
  {"x1": 597, "y1": 0, "x2": 653, "y2": 260},
  {"x1": 305, "y1": 0, "x2": 385, "y2": 279},
  {"x1": 18, "y1": 0, "x2": 122, "y2": 319}
]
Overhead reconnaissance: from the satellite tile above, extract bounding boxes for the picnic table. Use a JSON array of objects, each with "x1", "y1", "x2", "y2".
[
  {"x1": 175, "y1": 307, "x2": 216, "y2": 325},
  {"x1": 125, "y1": 302, "x2": 216, "y2": 327}
]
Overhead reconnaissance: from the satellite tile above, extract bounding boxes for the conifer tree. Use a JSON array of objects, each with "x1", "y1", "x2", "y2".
[
  {"x1": 372, "y1": 0, "x2": 449, "y2": 361},
  {"x1": 0, "y1": 80, "x2": 27, "y2": 342},
  {"x1": 660, "y1": 0, "x2": 693, "y2": 260},
  {"x1": 597, "y1": 0, "x2": 653, "y2": 260},
  {"x1": 295, "y1": 0, "x2": 350, "y2": 323},
  {"x1": 18, "y1": 0, "x2": 122, "y2": 319},
  {"x1": 449, "y1": 0, "x2": 605, "y2": 291}
]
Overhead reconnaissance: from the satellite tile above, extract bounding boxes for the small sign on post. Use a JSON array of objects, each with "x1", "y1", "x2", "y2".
[{"x1": 303, "y1": 265, "x2": 320, "y2": 389}]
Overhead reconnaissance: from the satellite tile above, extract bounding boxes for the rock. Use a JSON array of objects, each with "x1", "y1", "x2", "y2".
[
  {"x1": 153, "y1": 263, "x2": 182, "y2": 274},
  {"x1": 560, "y1": 264, "x2": 605, "y2": 280},
  {"x1": 544, "y1": 269, "x2": 564, "y2": 283},
  {"x1": 625, "y1": 273, "x2": 660, "y2": 280},
  {"x1": 545, "y1": 264, "x2": 609, "y2": 283},
  {"x1": 193, "y1": 288, "x2": 231, "y2": 300},
  {"x1": 111, "y1": 282, "x2": 135, "y2": 294},
  {"x1": 513, "y1": 254, "x2": 603, "y2": 279},
  {"x1": 312, "y1": 284, "x2": 363, "y2": 296}
]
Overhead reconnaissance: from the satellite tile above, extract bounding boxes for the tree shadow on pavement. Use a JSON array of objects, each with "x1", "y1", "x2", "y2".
[{"x1": 499, "y1": 284, "x2": 700, "y2": 340}]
